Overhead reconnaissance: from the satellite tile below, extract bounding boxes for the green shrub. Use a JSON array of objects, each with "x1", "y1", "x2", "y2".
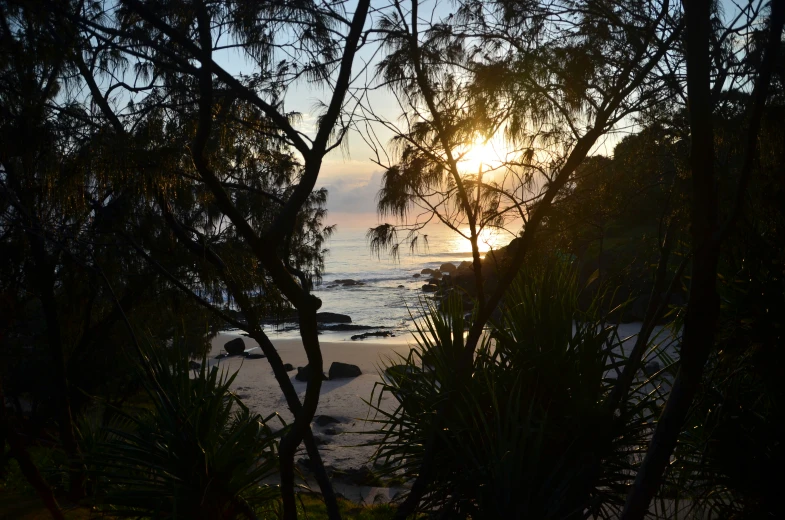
[
  {"x1": 368, "y1": 258, "x2": 666, "y2": 518},
  {"x1": 86, "y1": 343, "x2": 281, "y2": 519}
]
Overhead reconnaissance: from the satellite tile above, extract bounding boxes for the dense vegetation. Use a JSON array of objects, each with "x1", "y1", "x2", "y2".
[{"x1": 1, "y1": 0, "x2": 783, "y2": 518}]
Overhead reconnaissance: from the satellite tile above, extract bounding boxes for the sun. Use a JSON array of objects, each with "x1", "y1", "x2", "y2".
[{"x1": 457, "y1": 137, "x2": 507, "y2": 176}]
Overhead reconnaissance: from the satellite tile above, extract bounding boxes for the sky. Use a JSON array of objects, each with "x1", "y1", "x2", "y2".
[
  {"x1": 216, "y1": 0, "x2": 751, "y2": 234},
  {"x1": 216, "y1": 1, "x2": 434, "y2": 231}
]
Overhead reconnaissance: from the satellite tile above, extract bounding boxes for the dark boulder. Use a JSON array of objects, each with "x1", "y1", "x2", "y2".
[
  {"x1": 315, "y1": 312, "x2": 352, "y2": 323},
  {"x1": 224, "y1": 337, "x2": 245, "y2": 356},
  {"x1": 283, "y1": 363, "x2": 294, "y2": 372},
  {"x1": 440, "y1": 262, "x2": 457, "y2": 274},
  {"x1": 329, "y1": 362, "x2": 362, "y2": 380},
  {"x1": 421, "y1": 268, "x2": 435, "y2": 275},
  {"x1": 351, "y1": 331, "x2": 395, "y2": 340},
  {"x1": 397, "y1": 285, "x2": 405, "y2": 288},
  {"x1": 295, "y1": 365, "x2": 327, "y2": 382},
  {"x1": 422, "y1": 284, "x2": 438, "y2": 293},
  {"x1": 413, "y1": 273, "x2": 421, "y2": 278},
  {"x1": 644, "y1": 361, "x2": 661, "y2": 375}
]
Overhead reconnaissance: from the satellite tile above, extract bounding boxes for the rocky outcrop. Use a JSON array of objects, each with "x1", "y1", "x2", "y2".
[
  {"x1": 440, "y1": 262, "x2": 457, "y2": 274},
  {"x1": 328, "y1": 362, "x2": 362, "y2": 379},
  {"x1": 315, "y1": 312, "x2": 352, "y2": 323},
  {"x1": 224, "y1": 337, "x2": 245, "y2": 355},
  {"x1": 351, "y1": 331, "x2": 395, "y2": 340},
  {"x1": 422, "y1": 284, "x2": 438, "y2": 293},
  {"x1": 283, "y1": 363, "x2": 294, "y2": 372},
  {"x1": 319, "y1": 323, "x2": 384, "y2": 331}
]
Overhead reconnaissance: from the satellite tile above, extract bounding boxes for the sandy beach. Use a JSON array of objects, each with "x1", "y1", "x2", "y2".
[
  {"x1": 207, "y1": 322, "x2": 678, "y2": 455},
  {"x1": 204, "y1": 321, "x2": 679, "y2": 502},
  {"x1": 206, "y1": 331, "x2": 416, "y2": 499}
]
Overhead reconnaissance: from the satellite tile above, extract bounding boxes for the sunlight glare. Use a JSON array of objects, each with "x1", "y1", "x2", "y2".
[
  {"x1": 457, "y1": 137, "x2": 508, "y2": 176},
  {"x1": 448, "y1": 226, "x2": 508, "y2": 255}
]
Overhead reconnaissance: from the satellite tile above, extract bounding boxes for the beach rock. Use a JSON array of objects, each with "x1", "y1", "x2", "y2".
[
  {"x1": 422, "y1": 284, "x2": 438, "y2": 293},
  {"x1": 319, "y1": 324, "x2": 383, "y2": 331},
  {"x1": 412, "y1": 273, "x2": 421, "y2": 278},
  {"x1": 426, "y1": 277, "x2": 441, "y2": 285},
  {"x1": 440, "y1": 262, "x2": 457, "y2": 274},
  {"x1": 283, "y1": 363, "x2": 294, "y2": 372},
  {"x1": 329, "y1": 362, "x2": 362, "y2": 380},
  {"x1": 351, "y1": 331, "x2": 395, "y2": 340},
  {"x1": 189, "y1": 361, "x2": 201, "y2": 370},
  {"x1": 315, "y1": 415, "x2": 341, "y2": 427},
  {"x1": 315, "y1": 312, "x2": 352, "y2": 323},
  {"x1": 224, "y1": 337, "x2": 245, "y2": 355},
  {"x1": 397, "y1": 285, "x2": 405, "y2": 288},
  {"x1": 295, "y1": 365, "x2": 328, "y2": 382},
  {"x1": 421, "y1": 268, "x2": 435, "y2": 275}
]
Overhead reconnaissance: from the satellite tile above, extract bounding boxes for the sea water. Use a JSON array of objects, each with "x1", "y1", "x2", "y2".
[{"x1": 264, "y1": 224, "x2": 512, "y2": 340}]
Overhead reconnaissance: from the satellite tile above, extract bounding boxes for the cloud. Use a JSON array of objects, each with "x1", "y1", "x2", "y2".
[{"x1": 321, "y1": 170, "x2": 385, "y2": 215}]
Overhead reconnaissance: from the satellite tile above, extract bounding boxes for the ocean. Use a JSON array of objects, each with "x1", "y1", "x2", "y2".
[{"x1": 264, "y1": 223, "x2": 512, "y2": 340}]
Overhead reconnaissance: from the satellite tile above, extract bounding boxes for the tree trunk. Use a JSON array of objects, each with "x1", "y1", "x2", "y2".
[{"x1": 621, "y1": 0, "x2": 785, "y2": 517}]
